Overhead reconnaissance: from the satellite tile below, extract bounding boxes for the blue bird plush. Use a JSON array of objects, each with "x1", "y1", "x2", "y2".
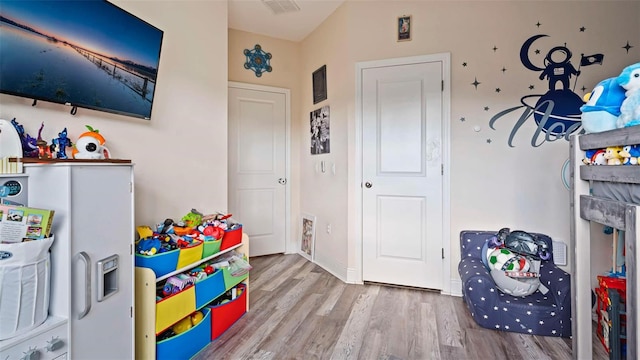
[
  {"x1": 616, "y1": 62, "x2": 640, "y2": 128},
  {"x1": 580, "y1": 77, "x2": 626, "y2": 133}
]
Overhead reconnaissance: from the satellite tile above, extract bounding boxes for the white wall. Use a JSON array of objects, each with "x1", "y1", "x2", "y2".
[
  {"x1": 0, "y1": 1, "x2": 229, "y2": 227},
  {"x1": 299, "y1": 5, "x2": 352, "y2": 279},
  {"x1": 298, "y1": 1, "x2": 640, "y2": 285}
]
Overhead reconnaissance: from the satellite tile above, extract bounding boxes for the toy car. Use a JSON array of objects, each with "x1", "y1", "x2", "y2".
[{"x1": 162, "y1": 274, "x2": 196, "y2": 296}]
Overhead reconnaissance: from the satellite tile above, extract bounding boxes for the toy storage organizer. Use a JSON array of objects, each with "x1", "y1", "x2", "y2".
[
  {"x1": 135, "y1": 232, "x2": 249, "y2": 359},
  {"x1": 570, "y1": 127, "x2": 640, "y2": 360},
  {"x1": 0, "y1": 237, "x2": 54, "y2": 340},
  {"x1": 595, "y1": 275, "x2": 627, "y2": 358}
]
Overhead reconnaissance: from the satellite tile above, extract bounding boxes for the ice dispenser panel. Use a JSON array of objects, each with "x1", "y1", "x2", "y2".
[
  {"x1": 0, "y1": 174, "x2": 28, "y2": 205},
  {"x1": 97, "y1": 254, "x2": 119, "y2": 302}
]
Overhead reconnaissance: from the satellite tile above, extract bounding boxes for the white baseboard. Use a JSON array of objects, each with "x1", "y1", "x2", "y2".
[
  {"x1": 314, "y1": 255, "x2": 347, "y2": 283},
  {"x1": 450, "y1": 278, "x2": 462, "y2": 297},
  {"x1": 346, "y1": 267, "x2": 361, "y2": 284}
]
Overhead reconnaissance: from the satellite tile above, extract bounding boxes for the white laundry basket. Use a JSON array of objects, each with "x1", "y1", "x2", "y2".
[{"x1": 0, "y1": 237, "x2": 54, "y2": 340}]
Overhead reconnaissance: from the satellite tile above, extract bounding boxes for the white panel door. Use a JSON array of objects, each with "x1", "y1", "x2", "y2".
[
  {"x1": 362, "y1": 61, "x2": 444, "y2": 289},
  {"x1": 229, "y1": 85, "x2": 287, "y2": 256}
]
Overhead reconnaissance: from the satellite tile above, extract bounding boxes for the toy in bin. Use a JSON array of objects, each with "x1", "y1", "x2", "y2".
[
  {"x1": 162, "y1": 274, "x2": 196, "y2": 296},
  {"x1": 157, "y1": 310, "x2": 205, "y2": 341}
]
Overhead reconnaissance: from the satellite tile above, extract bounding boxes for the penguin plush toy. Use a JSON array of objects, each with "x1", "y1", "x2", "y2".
[{"x1": 580, "y1": 77, "x2": 626, "y2": 133}]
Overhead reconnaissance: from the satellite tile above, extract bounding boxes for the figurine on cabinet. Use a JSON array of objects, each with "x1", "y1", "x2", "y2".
[
  {"x1": 72, "y1": 125, "x2": 110, "y2": 159},
  {"x1": 50, "y1": 128, "x2": 73, "y2": 159}
]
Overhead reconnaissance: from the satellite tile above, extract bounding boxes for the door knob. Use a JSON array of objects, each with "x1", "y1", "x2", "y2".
[
  {"x1": 365, "y1": 182, "x2": 373, "y2": 188},
  {"x1": 278, "y1": 178, "x2": 287, "y2": 185}
]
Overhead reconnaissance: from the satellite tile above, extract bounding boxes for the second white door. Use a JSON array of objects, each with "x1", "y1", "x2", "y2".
[
  {"x1": 228, "y1": 84, "x2": 287, "y2": 256},
  {"x1": 362, "y1": 60, "x2": 444, "y2": 289}
]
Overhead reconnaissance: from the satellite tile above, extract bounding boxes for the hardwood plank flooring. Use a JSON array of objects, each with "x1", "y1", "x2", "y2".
[{"x1": 193, "y1": 254, "x2": 609, "y2": 360}]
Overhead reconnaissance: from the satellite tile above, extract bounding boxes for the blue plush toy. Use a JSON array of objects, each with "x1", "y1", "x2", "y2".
[
  {"x1": 616, "y1": 62, "x2": 640, "y2": 128},
  {"x1": 620, "y1": 144, "x2": 640, "y2": 165},
  {"x1": 137, "y1": 238, "x2": 162, "y2": 256},
  {"x1": 580, "y1": 77, "x2": 626, "y2": 133}
]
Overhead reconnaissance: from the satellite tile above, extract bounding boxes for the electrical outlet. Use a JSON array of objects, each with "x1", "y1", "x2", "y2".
[{"x1": 326, "y1": 223, "x2": 331, "y2": 234}]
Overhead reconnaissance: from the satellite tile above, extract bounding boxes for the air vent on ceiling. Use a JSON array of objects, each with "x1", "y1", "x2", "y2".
[{"x1": 262, "y1": 0, "x2": 300, "y2": 15}]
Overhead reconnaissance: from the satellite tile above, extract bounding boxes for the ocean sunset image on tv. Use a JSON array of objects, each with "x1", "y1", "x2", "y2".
[{"x1": 0, "y1": 0, "x2": 164, "y2": 119}]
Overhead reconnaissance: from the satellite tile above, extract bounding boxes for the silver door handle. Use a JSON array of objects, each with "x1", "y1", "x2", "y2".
[
  {"x1": 365, "y1": 182, "x2": 373, "y2": 188},
  {"x1": 76, "y1": 251, "x2": 92, "y2": 320},
  {"x1": 278, "y1": 178, "x2": 287, "y2": 185}
]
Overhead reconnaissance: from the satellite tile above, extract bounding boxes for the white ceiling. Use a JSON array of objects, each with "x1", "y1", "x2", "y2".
[{"x1": 228, "y1": 0, "x2": 346, "y2": 42}]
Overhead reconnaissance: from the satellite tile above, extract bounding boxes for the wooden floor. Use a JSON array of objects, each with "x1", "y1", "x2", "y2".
[{"x1": 194, "y1": 254, "x2": 609, "y2": 360}]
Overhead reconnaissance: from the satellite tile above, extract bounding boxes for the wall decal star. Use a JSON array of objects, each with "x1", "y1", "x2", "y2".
[
  {"x1": 536, "y1": 21, "x2": 541, "y2": 28},
  {"x1": 495, "y1": 88, "x2": 501, "y2": 93},
  {"x1": 501, "y1": 67, "x2": 507, "y2": 73},
  {"x1": 529, "y1": 85, "x2": 535, "y2": 90},
  {"x1": 462, "y1": 62, "x2": 468, "y2": 67},
  {"x1": 460, "y1": 117, "x2": 466, "y2": 122},
  {"x1": 579, "y1": 26, "x2": 586, "y2": 32},
  {"x1": 581, "y1": 86, "x2": 587, "y2": 92},
  {"x1": 487, "y1": 139, "x2": 492, "y2": 144},
  {"x1": 471, "y1": 77, "x2": 481, "y2": 89},
  {"x1": 493, "y1": 46, "x2": 498, "y2": 52},
  {"x1": 484, "y1": 106, "x2": 490, "y2": 111},
  {"x1": 535, "y1": 49, "x2": 541, "y2": 54},
  {"x1": 623, "y1": 41, "x2": 634, "y2": 53}
]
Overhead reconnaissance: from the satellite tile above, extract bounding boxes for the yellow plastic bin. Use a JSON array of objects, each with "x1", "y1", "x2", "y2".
[
  {"x1": 176, "y1": 240, "x2": 203, "y2": 269},
  {"x1": 155, "y1": 285, "x2": 196, "y2": 334}
]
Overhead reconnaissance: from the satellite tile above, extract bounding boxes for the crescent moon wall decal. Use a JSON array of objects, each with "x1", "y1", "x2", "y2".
[{"x1": 520, "y1": 34, "x2": 548, "y2": 71}]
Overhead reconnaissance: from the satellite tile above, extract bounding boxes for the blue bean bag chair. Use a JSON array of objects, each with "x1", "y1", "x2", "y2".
[{"x1": 458, "y1": 230, "x2": 571, "y2": 337}]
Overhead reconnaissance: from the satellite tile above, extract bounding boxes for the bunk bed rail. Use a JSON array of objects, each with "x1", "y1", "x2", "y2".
[{"x1": 570, "y1": 129, "x2": 640, "y2": 360}]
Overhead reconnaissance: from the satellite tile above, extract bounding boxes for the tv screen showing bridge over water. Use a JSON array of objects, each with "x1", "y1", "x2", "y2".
[{"x1": 0, "y1": 0, "x2": 164, "y2": 119}]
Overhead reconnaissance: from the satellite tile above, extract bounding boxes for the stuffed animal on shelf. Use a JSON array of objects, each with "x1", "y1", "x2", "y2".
[
  {"x1": 581, "y1": 77, "x2": 626, "y2": 133},
  {"x1": 604, "y1": 146, "x2": 624, "y2": 165},
  {"x1": 72, "y1": 125, "x2": 110, "y2": 159},
  {"x1": 616, "y1": 62, "x2": 640, "y2": 128},
  {"x1": 583, "y1": 148, "x2": 607, "y2": 165},
  {"x1": 620, "y1": 145, "x2": 640, "y2": 165}
]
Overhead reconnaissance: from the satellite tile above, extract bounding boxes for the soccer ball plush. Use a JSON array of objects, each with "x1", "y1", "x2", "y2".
[{"x1": 487, "y1": 248, "x2": 530, "y2": 272}]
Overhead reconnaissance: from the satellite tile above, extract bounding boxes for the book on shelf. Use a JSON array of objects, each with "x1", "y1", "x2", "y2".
[{"x1": 0, "y1": 204, "x2": 55, "y2": 243}]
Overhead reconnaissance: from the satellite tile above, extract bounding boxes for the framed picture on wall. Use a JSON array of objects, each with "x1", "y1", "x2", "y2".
[
  {"x1": 397, "y1": 15, "x2": 411, "y2": 42},
  {"x1": 312, "y1": 65, "x2": 327, "y2": 104},
  {"x1": 299, "y1": 213, "x2": 316, "y2": 261},
  {"x1": 310, "y1": 105, "x2": 330, "y2": 155}
]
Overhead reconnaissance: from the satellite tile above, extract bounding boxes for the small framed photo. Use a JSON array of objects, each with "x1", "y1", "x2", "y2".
[
  {"x1": 299, "y1": 213, "x2": 316, "y2": 261},
  {"x1": 397, "y1": 15, "x2": 411, "y2": 42},
  {"x1": 312, "y1": 65, "x2": 327, "y2": 104}
]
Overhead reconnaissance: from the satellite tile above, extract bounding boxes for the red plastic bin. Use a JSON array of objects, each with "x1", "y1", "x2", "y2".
[
  {"x1": 220, "y1": 226, "x2": 243, "y2": 251},
  {"x1": 208, "y1": 284, "x2": 246, "y2": 340}
]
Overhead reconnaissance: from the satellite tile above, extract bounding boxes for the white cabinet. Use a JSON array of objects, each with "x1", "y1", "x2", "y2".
[{"x1": 25, "y1": 162, "x2": 135, "y2": 360}]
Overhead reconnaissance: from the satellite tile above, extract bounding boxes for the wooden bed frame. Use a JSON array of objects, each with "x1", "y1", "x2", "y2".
[{"x1": 570, "y1": 127, "x2": 640, "y2": 359}]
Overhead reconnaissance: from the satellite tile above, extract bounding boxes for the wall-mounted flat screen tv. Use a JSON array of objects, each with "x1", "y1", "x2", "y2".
[{"x1": 0, "y1": 0, "x2": 163, "y2": 120}]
